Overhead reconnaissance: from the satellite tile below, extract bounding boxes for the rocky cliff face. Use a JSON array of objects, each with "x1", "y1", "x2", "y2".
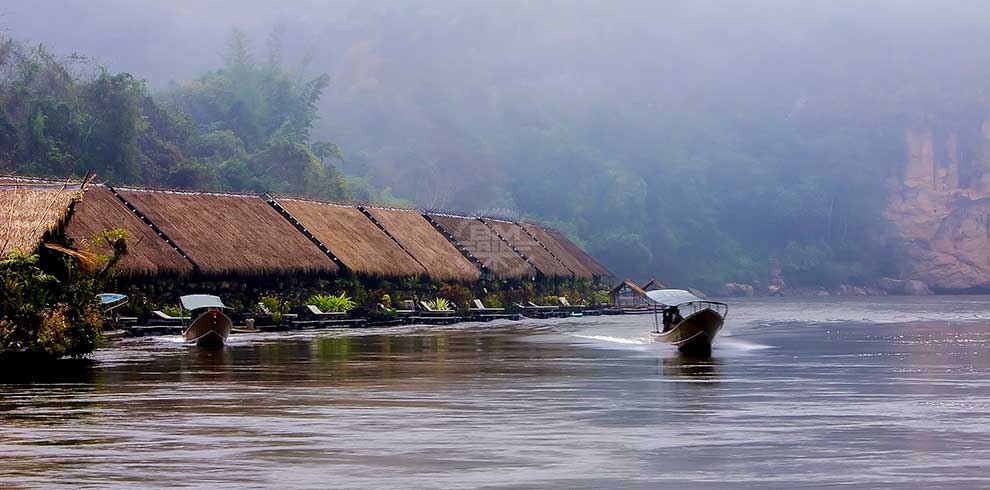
[{"x1": 886, "y1": 124, "x2": 990, "y2": 291}]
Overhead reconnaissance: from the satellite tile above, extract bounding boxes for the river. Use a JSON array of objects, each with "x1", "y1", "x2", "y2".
[{"x1": 3, "y1": 296, "x2": 990, "y2": 489}]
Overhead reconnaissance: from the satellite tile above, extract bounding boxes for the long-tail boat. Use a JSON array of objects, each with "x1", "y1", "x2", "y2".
[
  {"x1": 180, "y1": 294, "x2": 232, "y2": 348},
  {"x1": 647, "y1": 289, "x2": 727, "y2": 354}
]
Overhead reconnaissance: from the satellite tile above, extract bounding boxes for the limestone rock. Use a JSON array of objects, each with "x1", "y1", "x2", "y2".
[
  {"x1": 876, "y1": 277, "x2": 932, "y2": 295},
  {"x1": 720, "y1": 282, "x2": 755, "y2": 297},
  {"x1": 877, "y1": 277, "x2": 906, "y2": 294},
  {"x1": 885, "y1": 124, "x2": 990, "y2": 291},
  {"x1": 836, "y1": 284, "x2": 868, "y2": 296},
  {"x1": 903, "y1": 279, "x2": 932, "y2": 296}
]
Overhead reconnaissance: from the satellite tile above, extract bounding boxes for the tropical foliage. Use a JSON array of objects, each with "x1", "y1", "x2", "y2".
[
  {"x1": 308, "y1": 292, "x2": 356, "y2": 313},
  {"x1": 258, "y1": 294, "x2": 290, "y2": 322},
  {"x1": 423, "y1": 297, "x2": 452, "y2": 311},
  {"x1": 0, "y1": 228, "x2": 127, "y2": 360},
  {"x1": 0, "y1": 32, "x2": 348, "y2": 200},
  {"x1": 158, "y1": 305, "x2": 186, "y2": 318}
]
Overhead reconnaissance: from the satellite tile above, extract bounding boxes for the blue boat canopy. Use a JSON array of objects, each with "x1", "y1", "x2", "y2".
[
  {"x1": 180, "y1": 294, "x2": 229, "y2": 311},
  {"x1": 644, "y1": 289, "x2": 706, "y2": 307},
  {"x1": 98, "y1": 293, "x2": 127, "y2": 305}
]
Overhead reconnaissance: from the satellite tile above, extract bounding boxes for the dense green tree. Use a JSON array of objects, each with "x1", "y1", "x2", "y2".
[{"x1": 0, "y1": 33, "x2": 349, "y2": 200}]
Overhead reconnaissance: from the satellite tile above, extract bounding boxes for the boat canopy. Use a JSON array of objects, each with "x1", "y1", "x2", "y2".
[
  {"x1": 98, "y1": 293, "x2": 127, "y2": 305},
  {"x1": 644, "y1": 289, "x2": 708, "y2": 307},
  {"x1": 180, "y1": 294, "x2": 229, "y2": 311}
]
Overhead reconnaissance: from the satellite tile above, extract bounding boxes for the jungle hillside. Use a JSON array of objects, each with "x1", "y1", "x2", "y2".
[{"x1": 6, "y1": 1, "x2": 990, "y2": 290}]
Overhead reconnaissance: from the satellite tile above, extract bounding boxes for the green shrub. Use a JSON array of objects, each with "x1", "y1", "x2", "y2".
[
  {"x1": 438, "y1": 283, "x2": 472, "y2": 308},
  {"x1": 588, "y1": 290, "x2": 610, "y2": 305},
  {"x1": 159, "y1": 304, "x2": 186, "y2": 317},
  {"x1": 0, "y1": 250, "x2": 108, "y2": 360},
  {"x1": 259, "y1": 294, "x2": 290, "y2": 322},
  {"x1": 482, "y1": 294, "x2": 503, "y2": 308},
  {"x1": 424, "y1": 297, "x2": 452, "y2": 311},
  {"x1": 308, "y1": 292, "x2": 356, "y2": 312}
]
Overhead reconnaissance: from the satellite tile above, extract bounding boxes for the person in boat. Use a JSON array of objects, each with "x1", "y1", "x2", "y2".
[
  {"x1": 661, "y1": 307, "x2": 675, "y2": 332},
  {"x1": 660, "y1": 307, "x2": 684, "y2": 333}
]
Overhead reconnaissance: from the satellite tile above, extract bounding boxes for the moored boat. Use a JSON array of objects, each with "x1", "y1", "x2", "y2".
[
  {"x1": 180, "y1": 294, "x2": 233, "y2": 348},
  {"x1": 646, "y1": 289, "x2": 727, "y2": 354}
]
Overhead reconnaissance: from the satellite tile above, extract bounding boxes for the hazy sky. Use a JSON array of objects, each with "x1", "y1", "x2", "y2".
[{"x1": 6, "y1": 1, "x2": 990, "y2": 281}]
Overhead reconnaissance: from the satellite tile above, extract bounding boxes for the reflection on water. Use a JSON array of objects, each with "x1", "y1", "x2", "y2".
[
  {"x1": 661, "y1": 354, "x2": 722, "y2": 379},
  {"x1": 3, "y1": 298, "x2": 990, "y2": 488}
]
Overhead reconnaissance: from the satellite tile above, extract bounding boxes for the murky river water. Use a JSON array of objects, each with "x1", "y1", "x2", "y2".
[{"x1": 3, "y1": 296, "x2": 990, "y2": 489}]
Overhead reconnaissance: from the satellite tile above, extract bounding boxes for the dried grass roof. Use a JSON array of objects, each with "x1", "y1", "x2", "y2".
[
  {"x1": 66, "y1": 186, "x2": 193, "y2": 276},
  {"x1": 517, "y1": 221, "x2": 595, "y2": 279},
  {"x1": 274, "y1": 199, "x2": 426, "y2": 277},
  {"x1": 543, "y1": 227, "x2": 612, "y2": 277},
  {"x1": 116, "y1": 188, "x2": 337, "y2": 276},
  {"x1": 0, "y1": 182, "x2": 80, "y2": 255},
  {"x1": 642, "y1": 278, "x2": 666, "y2": 290},
  {"x1": 609, "y1": 279, "x2": 646, "y2": 296},
  {"x1": 482, "y1": 218, "x2": 572, "y2": 278},
  {"x1": 427, "y1": 213, "x2": 536, "y2": 279},
  {"x1": 365, "y1": 207, "x2": 481, "y2": 282}
]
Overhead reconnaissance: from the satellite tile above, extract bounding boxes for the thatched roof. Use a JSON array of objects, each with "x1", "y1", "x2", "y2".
[
  {"x1": 609, "y1": 279, "x2": 647, "y2": 296},
  {"x1": 365, "y1": 207, "x2": 481, "y2": 282},
  {"x1": 482, "y1": 218, "x2": 572, "y2": 278},
  {"x1": 542, "y1": 227, "x2": 612, "y2": 277},
  {"x1": 427, "y1": 213, "x2": 536, "y2": 279},
  {"x1": 65, "y1": 186, "x2": 193, "y2": 276},
  {"x1": 517, "y1": 221, "x2": 595, "y2": 279},
  {"x1": 274, "y1": 198, "x2": 426, "y2": 277},
  {"x1": 0, "y1": 181, "x2": 80, "y2": 255},
  {"x1": 642, "y1": 278, "x2": 666, "y2": 291},
  {"x1": 116, "y1": 188, "x2": 337, "y2": 276}
]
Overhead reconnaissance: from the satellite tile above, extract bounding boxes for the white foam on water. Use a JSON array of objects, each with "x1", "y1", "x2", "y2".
[
  {"x1": 569, "y1": 334, "x2": 651, "y2": 345},
  {"x1": 715, "y1": 336, "x2": 774, "y2": 351}
]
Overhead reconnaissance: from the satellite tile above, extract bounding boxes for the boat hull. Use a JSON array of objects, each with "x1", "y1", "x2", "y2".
[
  {"x1": 183, "y1": 309, "x2": 232, "y2": 348},
  {"x1": 651, "y1": 308, "x2": 724, "y2": 354}
]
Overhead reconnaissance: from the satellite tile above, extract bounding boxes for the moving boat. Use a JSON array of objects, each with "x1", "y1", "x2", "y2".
[
  {"x1": 180, "y1": 294, "x2": 233, "y2": 348},
  {"x1": 646, "y1": 289, "x2": 727, "y2": 354}
]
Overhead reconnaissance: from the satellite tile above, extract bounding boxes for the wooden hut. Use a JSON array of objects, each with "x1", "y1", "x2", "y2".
[
  {"x1": 542, "y1": 228, "x2": 612, "y2": 278},
  {"x1": 65, "y1": 186, "x2": 193, "y2": 276},
  {"x1": 364, "y1": 206, "x2": 481, "y2": 282},
  {"x1": 481, "y1": 218, "x2": 573, "y2": 278},
  {"x1": 115, "y1": 188, "x2": 337, "y2": 276},
  {"x1": 272, "y1": 198, "x2": 426, "y2": 278},
  {"x1": 426, "y1": 213, "x2": 536, "y2": 279},
  {"x1": 608, "y1": 279, "x2": 648, "y2": 307},
  {"x1": 0, "y1": 179, "x2": 81, "y2": 255},
  {"x1": 517, "y1": 221, "x2": 595, "y2": 279}
]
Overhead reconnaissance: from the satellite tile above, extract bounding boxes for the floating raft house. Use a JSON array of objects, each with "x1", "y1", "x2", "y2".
[
  {"x1": 115, "y1": 188, "x2": 337, "y2": 276},
  {"x1": 66, "y1": 186, "x2": 193, "y2": 276},
  {"x1": 364, "y1": 206, "x2": 481, "y2": 282},
  {"x1": 272, "y1": 198, "x2": 426, "y2": 278},
  {"x1": 0, "y1": 178, "x2": 80, "y2": 255},
  {"x1": 0, "y1": 177, "x2": 610, "y2": 282},
  {"x1": 426, "y1": 213, "x2": 537, "y2": 279},
  {"x1": 517, "y1": 221, "x2": 597, "y2": 279},
  {"x1": 481, "y1": 218, "x2": 573, "y2": 278}
]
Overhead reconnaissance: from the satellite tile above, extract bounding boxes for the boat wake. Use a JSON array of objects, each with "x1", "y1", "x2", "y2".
[
  {"x1": 569, "y1": 334, "x2": 652, "y2": 345},
  {"x1": 716, "y1": 336, "x2": 774, "y2": 351}
]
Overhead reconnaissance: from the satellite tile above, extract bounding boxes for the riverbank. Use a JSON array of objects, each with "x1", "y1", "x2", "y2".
[{"x1": 107, "y1": 305, "x2": 651, "y2": 340}]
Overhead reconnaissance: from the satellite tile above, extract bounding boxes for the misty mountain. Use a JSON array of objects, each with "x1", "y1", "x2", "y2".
[{"x1": 6, "y1": 0, "x2": 990, "y2": 289}]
